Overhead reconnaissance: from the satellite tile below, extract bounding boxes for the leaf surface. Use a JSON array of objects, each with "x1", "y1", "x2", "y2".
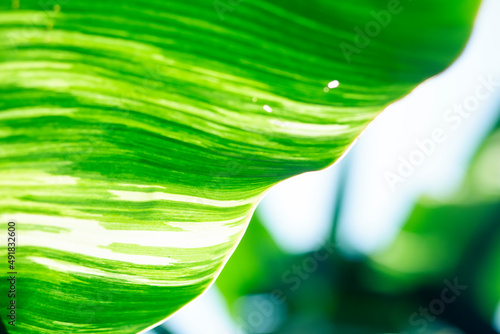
[{"x1": 0, "y1": 0, "x2": 481, "y2": 332}]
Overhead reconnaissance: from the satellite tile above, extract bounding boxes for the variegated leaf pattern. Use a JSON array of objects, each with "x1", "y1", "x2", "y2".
[{"x1": 0, "y1": 0, "x2": 481, "y2": 332}]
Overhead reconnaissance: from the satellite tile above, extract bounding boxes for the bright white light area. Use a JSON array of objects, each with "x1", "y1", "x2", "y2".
[
  {"x1": 257, "y1": 163, "x2": 342, "y2": 254},
  {"x1": 263, "y1": 105, "x2": 273, "y2": 113},
  {"x1": 162, "y1": 286, "x2": 241, "y2": 334},
  {"x1": 328, "y1": 80, "x2": 340, "y2": 89},
  {"x1": 336, "y1": 0, "x2": 500, "y2": 255}
]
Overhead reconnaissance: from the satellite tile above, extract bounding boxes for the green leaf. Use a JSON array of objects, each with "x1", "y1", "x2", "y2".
[
  {"x1": 0, "y1": 0, "x2": 480, "y2": 332},
  {"x1": 465, "y1": 119, "x2": 500, "y2": 321}
]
